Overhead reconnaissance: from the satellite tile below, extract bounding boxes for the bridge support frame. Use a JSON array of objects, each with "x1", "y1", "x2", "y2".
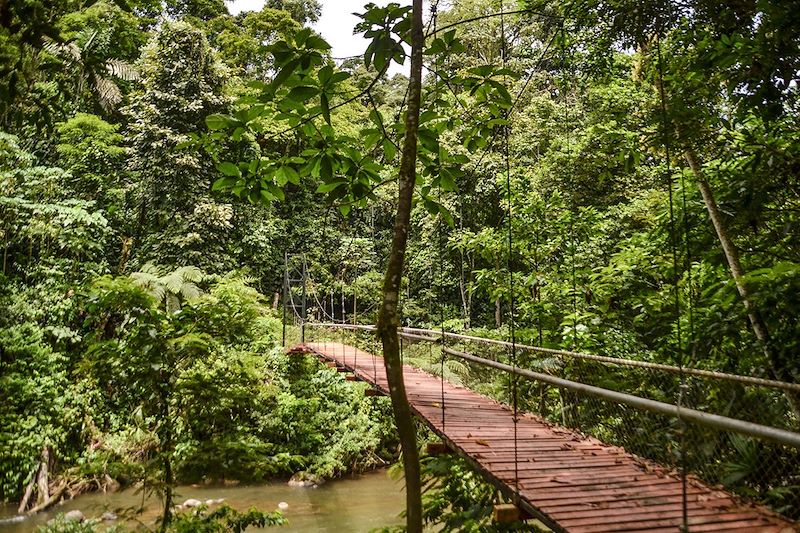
[
  {"x1": 493, "y1": 504, "x2": 521, "y2": 524},
  {"x1": 425, "y1": 442, "x2": 452, "y2": 456}
]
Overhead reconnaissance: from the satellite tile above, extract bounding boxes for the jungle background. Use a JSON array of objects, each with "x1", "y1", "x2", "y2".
[{"x1": 1, "y1": 0, "x2": 798, "y2": 530}]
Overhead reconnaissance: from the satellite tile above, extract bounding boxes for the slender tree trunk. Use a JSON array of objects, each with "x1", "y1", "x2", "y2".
[
  {"x1": 645, "y1": 41, "x2": 800, "y2": 419},
  {"x1": 117, "y1": 237, "x2": 132, "y2": 274},
  {"x1": 3, "y1": 230, "x2": 9, "y2": 275},
  {"x1": 685, "y1": 149, "x2": 800, "y2": 419},
  {"x1": 36, "y1": 447, "x2": 49, "y2": 506},
  {"x1": 158, "y1": 380, "x2": 174, "y2": 532},
  {"x1": 18, "y1": 465, "x2": 37, "y2": 514},
  {"x1": 375, "y1": 2, "x2": 424, "y2": 531}
]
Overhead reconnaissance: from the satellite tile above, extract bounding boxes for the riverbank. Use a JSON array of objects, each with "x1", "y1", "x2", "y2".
[{"x1": 0, "y1": 470, "x2": 404, "y2": 532}]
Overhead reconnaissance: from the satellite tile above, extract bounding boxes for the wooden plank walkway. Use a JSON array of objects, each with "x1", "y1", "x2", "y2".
[{"x1": 300, "y1": 342, "x2": 797, "y2": 533}]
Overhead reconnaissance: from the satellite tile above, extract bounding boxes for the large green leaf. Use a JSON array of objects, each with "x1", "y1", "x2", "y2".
[
  {"x1": 287, "y1": 85, "x2": 319, "y2": 102},
  {"x1": 217, "y1": 162, "x2": 241, "y2": 177}
]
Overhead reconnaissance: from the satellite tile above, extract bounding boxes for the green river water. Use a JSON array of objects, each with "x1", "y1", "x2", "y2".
[{"x1": 0, "y1": 470, "x2": 405, "y2": 532}]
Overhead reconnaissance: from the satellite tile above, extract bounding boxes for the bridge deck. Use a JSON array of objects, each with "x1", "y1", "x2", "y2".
[{"x1": 301, "y1": 342, "x2": 796, "y2": 533}]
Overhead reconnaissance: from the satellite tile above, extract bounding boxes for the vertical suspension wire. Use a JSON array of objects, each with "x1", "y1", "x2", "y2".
[
  {"x1": 341, "y1": 279, "x2": 346, "y2": 367},
  {"x1": 282, "y1": 252, "x2": 288, "y2": 347},
  {"x1": 500, "y1": 1, "x2": 520, "y2": 498},
  {"x1": 369, "y1": 204, "x2": 379, "y2": 389},
  {"x1": 430, "y1": 0, "x2": 447, "y2": 434},
  {"x1": 560, "y1": 25, "x2": 578, "y2": 352},
  {"x1": 656, "y1": 29, "x2": 689, "y2": 532},
  {"x1": 559, "y1": 19, "x2": 581, "y2": 429},
  {"x1": 301, "y1": 254, "x2": 308, "y2": 344}
]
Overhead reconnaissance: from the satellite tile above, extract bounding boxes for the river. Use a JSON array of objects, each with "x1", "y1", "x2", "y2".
[{"x1": 0, "y1": 470, "x2": 405, "y2": 532}]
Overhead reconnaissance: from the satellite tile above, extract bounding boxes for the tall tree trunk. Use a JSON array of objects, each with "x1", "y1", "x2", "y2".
[
  {"x1": 685, "y1": 149, "x2": 800, "y2": 419},
  {"x1": 375, "y1": 2, "x2": 424, "y2": 531}
]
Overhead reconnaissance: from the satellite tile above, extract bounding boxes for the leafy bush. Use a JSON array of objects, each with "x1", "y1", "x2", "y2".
[
  {"x1": 37, "y1": 516, "x2": 122, "y2": 533},
  {"x1": 167, "y1": 505, "x2": 285, "y2": 532},
  {"x1": 0, "y1": 322, "x2": 82, "y2": 500}
]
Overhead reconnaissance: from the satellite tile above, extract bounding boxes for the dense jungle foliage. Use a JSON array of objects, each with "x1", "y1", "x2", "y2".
[{"x1": 1, "y1": 0, "x2": 799, "y2": 530}]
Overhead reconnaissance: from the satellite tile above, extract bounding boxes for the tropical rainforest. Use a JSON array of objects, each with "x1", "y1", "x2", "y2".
[{"x1": 1, "y1": 0, "x2": 799, "y2": 531}]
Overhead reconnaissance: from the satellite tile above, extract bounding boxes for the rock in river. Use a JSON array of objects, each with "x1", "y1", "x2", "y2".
[{"x1": 288, "y1": 471, "x2": 323, "y2": 488}]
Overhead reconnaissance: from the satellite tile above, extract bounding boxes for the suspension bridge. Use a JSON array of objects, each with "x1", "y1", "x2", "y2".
[
  {"x1": 275, "y1": 8, "x2": 800, "y2": 519},
  {"x1": 289, "y1": 327, "x2": 799, "y2": 532}
]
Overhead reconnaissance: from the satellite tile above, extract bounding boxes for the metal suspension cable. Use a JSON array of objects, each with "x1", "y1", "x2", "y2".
[
  {"x1": 311, "y1": 281, "x2": 339, "y2": 323},
  {"x1": 431, "y1": 0, "x2": 447, "y2": 434},
  {"x1": 560, "y1": 23, "x2": 578, "y2": 352},
  {"x1": 500, "y1": 2, "x2": 520, "y2": 498},
  {"x1": 656, "y1": 29, "x2": 689, "y2": 531},
  {"x1": 311, "y1": 322, "x2": 800, "y2": 449},
  {"x1": 472, "y1": 29, "x2": 560, "y2": 171},
  {"x1": 282, "y1": 252, "x2": 288, "y2": 346},
  {"x1": 318, "y1": 321, "x2": 800, "y2": 393},
  {"x1": 287, "y1": 271, "x2": 303, "y2": 321}
]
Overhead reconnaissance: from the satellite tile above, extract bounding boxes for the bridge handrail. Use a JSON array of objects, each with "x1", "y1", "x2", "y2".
[
  {"x1": 441, "y1": 346, "x2": 800, "y2": 449},
  {"x1": 304, "y1": 321, "x2": 800, "y2": 448},
  {"x1": 308, "y1": 322, "x2": 800, "y2": 393},
  {"x1": 420, "y1": 328, "x2": 800, "y2": 392}
]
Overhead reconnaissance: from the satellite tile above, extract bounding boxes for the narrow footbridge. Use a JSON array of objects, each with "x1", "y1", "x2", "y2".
[{"x1": 293, "y1": 337, "x2": 799, "y2": 532}]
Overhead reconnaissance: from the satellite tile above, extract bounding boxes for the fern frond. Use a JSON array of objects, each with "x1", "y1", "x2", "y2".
[
  {"x1": 106, "y1": 59, "x2": 140, "y2": 81},
  {"x1": 139, "y1": 262, "x2": 162, "y2": 276},
  {"x1": 180, "y1": 282, "x2": 201, "y2": 301},
  {"x1": 176, "y1": 265, "x2": 203, "y2": 283},
  {"x1": 42, "y1": 36, "x2": 81, "y2": 62},
  {"x1": 528, "y1": 357, "x2": 562, "y2": 372},
  {"x1": 444, "y1": 359, "x2": 469, "y2": 379},
  {"x1": 162, "y1": 271, "x2": 184, "y2": 295},
  {"x1": 93, "y1": 74, "x2": 122, "y2": 112},
  {"x1": 130, "y1": 271, "x2": 166, "y2": 302}
]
